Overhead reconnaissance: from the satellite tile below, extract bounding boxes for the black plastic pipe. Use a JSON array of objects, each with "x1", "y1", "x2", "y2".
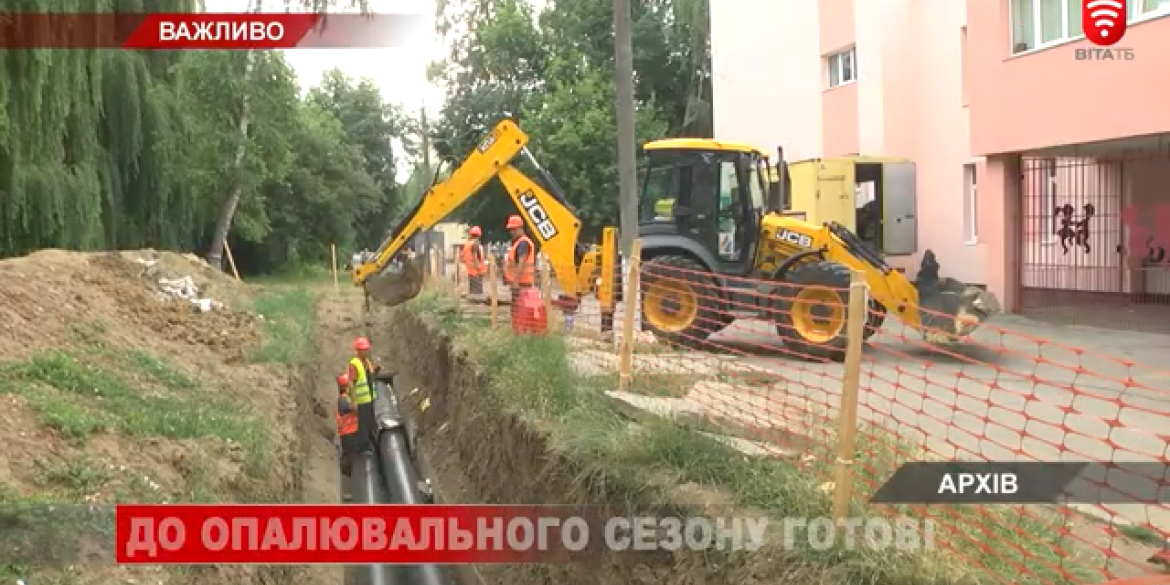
[
  {"x1": 374, "y1": 382, "x2": 452, "y2": 585},
  {"x1": 348, "y1": 451, "x2": 401, "y2": 585}
]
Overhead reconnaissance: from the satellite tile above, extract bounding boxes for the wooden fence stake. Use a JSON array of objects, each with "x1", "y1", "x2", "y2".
[
  {"x1": 618, "y1": 240, "x2": 643, "y2": 392},
  {"x1": 540, "y1": 254, "x2": 554, "y2": 329},
  {"x1": 831, "y1": 270, "x2": 868, "y2": 523},
  {"x1": 488, "y1": 259, "x2": 500, "y2": 328},
  {"x1": 223, "y1": 239, "x2": 241, "y2": 281},
  {"x1": 330, "y1": 243, "x2": 340, "y2": 295}
]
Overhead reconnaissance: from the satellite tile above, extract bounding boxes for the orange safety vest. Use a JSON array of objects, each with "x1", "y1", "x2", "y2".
[
  {"x1": 461, "y1": 239, "x2": 486, "y2": 276},
  {"x1": 506, "y1": 235, "x2": 536, "y2": 287},
  {"x1": 336, "y1": 396, "x2": 358, "y2": 436}
]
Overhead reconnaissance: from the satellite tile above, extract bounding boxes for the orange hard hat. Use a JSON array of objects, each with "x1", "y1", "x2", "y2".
[
  {"x1": 505, "y1": 215, "x2": 523, "y2": 229},
  {"x1": 354, "y1": 337, "x2": 371, "y2": 351},
  {"x1": 469, "y1": 226, "x2": 482, "y2": 237},
  {"x1": 337, "y1": 373, "x2": 349, "y2": 387}
]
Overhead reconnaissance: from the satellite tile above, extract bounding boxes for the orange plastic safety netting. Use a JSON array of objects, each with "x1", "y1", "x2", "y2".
[{"x1": 445, "y1": 250, "x2": 1169, "y2": 584}]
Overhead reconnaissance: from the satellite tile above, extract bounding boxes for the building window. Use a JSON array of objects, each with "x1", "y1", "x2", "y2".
[
  {"x1": 963, "y1": 164, "x2": 978, "y2": 245},
  {"x1": 826, "y1": 47, "x2": 856, "y2": 88},
  {"x1": 1011, "y1": 0, "x2": 1083, "y2": 53},
  {"x1": 1012, "y1": 0, "x2": 1170, "y2": 54},
  {"x1": 1131, "y1": 0, "x2": 1170, "y2": 20}
]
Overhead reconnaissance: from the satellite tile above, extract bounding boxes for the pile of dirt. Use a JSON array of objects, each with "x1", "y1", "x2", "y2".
[
  {"x1": 0, "y1": 249, "x2": 258, "y2": 362},
  {"x1": 0, "y1": 248, "x2": 330, "y2": 585}
]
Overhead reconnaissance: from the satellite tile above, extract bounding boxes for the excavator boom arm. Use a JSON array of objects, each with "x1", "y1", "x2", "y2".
[
  {"x1": 352, "y1": 118, "x2": 598, "y2": 302},
  {"x1": 352, "y1": 120, "x2": 528, "y2": 287}
]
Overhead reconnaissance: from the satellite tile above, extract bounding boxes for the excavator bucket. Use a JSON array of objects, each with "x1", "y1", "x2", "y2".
[
  {"x1": 913, "y1": 250, "x2": 1002, "y2": 344},
  {"x1": 364, "y1": 255, "x2": 427, "y2": 307}
]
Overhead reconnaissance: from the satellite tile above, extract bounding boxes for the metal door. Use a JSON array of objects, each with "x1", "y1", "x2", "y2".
[{"x1": 882, "y1": 162, "x2": 918, "y2": 255}]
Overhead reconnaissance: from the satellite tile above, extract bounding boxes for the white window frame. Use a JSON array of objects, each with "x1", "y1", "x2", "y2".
[
  {"x1": 1131, "y1": 0, "x2": 1170, "y2": 22},
  {"x1": 826, "y1": 47, "x2": 856, "y2": 88},
  {"x1": 1011, "y1": 0, "x2": 1170, "y2": 55},
  {"x1": 1039, "y1": 158, "x2": 1058, "y2": 245},
  {"x1": 963, "y1": 164, "x2": 978, "y2": 245}
]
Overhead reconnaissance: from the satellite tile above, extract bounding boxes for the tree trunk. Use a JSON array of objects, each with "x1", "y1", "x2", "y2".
[{"x1": 206, "y1": 50, "x2": 254, "y2": 270}]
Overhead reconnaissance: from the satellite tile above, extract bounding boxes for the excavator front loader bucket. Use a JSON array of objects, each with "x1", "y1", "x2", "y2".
[
  {"x1": 364, "y1": 255, "x2": 427, "y2": 307},
  {"x1": 913, "y1": 250, "x2": 1002, "y2": 344}
]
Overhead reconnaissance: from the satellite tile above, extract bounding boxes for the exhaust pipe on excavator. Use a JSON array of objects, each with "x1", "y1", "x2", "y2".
[{"x1": 913, "y1": 250, "x2": 1002, "y2": 344}]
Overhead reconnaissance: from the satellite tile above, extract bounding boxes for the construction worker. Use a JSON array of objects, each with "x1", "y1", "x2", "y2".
[
  {"x1": 503, "y1": 214, "x2": 536, "y2": 328},
  {"x1": 347, "y1": 337, "x2": 380, "y2": 451},
  {"x1": 461, "y1": 226, "x2": 487, "y2": 295},
  {"x1": 334, "y1": 373, "x2": 358, "y2": 501}
]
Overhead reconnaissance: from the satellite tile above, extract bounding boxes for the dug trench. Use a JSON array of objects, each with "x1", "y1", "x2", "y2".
[{"x1": 371, "y1": 303, "x2": 795, "y2": 585}]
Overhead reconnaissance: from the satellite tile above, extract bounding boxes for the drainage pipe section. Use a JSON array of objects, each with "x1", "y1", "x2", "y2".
[
  {"x1": 374, "y1": 378, "x2": 454, "y2": 585},
  {"x1": 347, "y1": 450, "x2": 400, "y2": 585}
]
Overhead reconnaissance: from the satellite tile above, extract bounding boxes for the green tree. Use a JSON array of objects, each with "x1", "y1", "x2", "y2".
[
  {"x1": 308, "y1": 69, "x2": 412, "y2": 247},
  {"x1": 426, "y1": 0, "x2": 712, "y2": 240},
  {"x1": 203, "y1": 0, "x2": 374, "y2": 270},
  {"x1": 2, "y1": 0, "x2": 428, "y2": 276}
]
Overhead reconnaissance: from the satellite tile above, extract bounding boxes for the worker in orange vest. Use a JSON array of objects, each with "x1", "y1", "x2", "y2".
[
  {"x1": 461, "y1": 226, "x2": 487, "y2": 295},
  {"x1": 347, "y1": 337, "x2": 381, "y2": 451},
  {"x1": 503, "y1": 214, "x2": 537, "y2": 330},
  {"x1": 335, "y1": 372, "x2": 359, "y2": 501}
]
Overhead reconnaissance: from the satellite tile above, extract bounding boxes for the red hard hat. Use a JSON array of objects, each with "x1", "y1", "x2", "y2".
[
  {"x1": 354, "y1": 337, "x2": 371, "y2": 351},
  {"x1": 469, "y1": 226, "x2": 482, "y2": 237},
  {"x1": 337, "y1": 373, "x2": 349, "y2": 387},
  {"x1": 505, "y1": 215, "x2": 523, "y2": 229}
]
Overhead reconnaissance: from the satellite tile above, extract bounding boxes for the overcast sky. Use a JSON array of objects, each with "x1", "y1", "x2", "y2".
[{"x1": 205, "y1": 0, "x2": 445, "y2": 114}]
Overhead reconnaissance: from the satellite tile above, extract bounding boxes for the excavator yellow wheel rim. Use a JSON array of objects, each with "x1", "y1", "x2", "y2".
[
  {"x1": 644, "y1": 279, "x2": 699, "y2": 333},
  {"x1": 791, "y1": 286, "x2": 845, "y2": 344}
]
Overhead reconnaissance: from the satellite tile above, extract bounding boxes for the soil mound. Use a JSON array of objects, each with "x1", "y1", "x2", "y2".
[
  {"x1": 0, "y1": 248, "x2": 329, "y2": 585},
  {"x1": 0, "y1": 249, "x2": 257, "y2": 361}
]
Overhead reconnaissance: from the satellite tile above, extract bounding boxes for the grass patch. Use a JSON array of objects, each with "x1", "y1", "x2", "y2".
[
  {"x1": 405, "y1": 291, "x2": 1114, "y2": 585},
  {"x1": 1117, "y1": 523, "x2": 1165, "y2": 547},
  {"x1": 251, "y1": 288, "x2": 318, "y2": 364},
  {"x1": 247, "y1": 263, "x2": 334, "y2": 286},
  {"x1": 0, "y1": 348, "x2": 269, "y2": 475}
]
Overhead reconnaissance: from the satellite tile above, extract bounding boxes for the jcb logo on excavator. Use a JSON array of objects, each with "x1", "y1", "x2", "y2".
[
  {"x1": 477, "y1": 131, "x2": 498, "y2": 153},
  {"x1": 776, "y1": 229, "x2": 813, "y2": 248},
  {"x1": 519, "y1": 191, "x2": 559, "y2": 240}
]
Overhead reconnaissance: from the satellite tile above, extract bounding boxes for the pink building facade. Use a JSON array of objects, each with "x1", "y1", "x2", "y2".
[{"x1": 711, "y1": 0, "x2": 1170, "y2": 330}]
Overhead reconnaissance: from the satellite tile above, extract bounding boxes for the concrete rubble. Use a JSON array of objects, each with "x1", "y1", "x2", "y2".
[{"x1": 134, "y1": 258, "x2": 223, "y2": 313}]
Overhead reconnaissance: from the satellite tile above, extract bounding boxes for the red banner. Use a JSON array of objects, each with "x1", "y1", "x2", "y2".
[
  {"x1": 0, "y1": 13, "x2": 427, "y2": 49},
  {"x1": 116, "y1": 504, "x2": 590, "y2": 564}
]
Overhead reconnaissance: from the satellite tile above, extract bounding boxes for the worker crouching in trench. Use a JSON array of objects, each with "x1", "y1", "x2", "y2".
[{"x1": 503, "y1": 214, "x2": 545, "y2": 334}]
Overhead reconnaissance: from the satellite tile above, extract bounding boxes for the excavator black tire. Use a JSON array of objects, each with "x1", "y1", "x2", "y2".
[
  {"x1": 866, "y1": 299, "x2": 887, "y2": 339},
  {"x1": 640, "y1": 255, "x2": 727, "y2": 349},
  {"x1": 774, "y1": 260, "x2": 852, "y2": 362}
]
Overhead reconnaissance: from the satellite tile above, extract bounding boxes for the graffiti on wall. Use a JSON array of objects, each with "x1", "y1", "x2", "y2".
[
  {"x1": 1119, "y1": 204, "x2": 1170, "y2": 267},
  {"x1": 1053, "y1": 203, "x2": 1095, "y2": 255}
]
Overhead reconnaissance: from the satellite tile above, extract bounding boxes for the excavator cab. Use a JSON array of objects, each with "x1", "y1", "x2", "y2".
[{"x1": 638, "y1": 139, "x2": 771, "y2": 278}]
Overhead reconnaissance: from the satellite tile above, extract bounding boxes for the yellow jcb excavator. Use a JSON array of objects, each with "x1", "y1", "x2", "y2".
[
  {"x1": 352, "y1": 118, "x2": 1001, "y2": 361},
  {"x1": 351, "y1": 118, "x2": 614, "y2": 313}
]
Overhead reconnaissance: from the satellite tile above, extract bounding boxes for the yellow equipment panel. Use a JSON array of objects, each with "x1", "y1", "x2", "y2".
[{"x1": 787, "y1": 158, "x2": 856, "y2": 231}]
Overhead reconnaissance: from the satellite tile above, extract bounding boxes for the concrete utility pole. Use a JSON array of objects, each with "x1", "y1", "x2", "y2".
[
  {"x1": 419, "y1": 104, "x2": 432, "y2": 196},
  {"x1": 419, "y1": 104, "x2": 433, "y2": 264},
  {"x1": 613, "y1": 0, "x2": 638, "y2": 256}
]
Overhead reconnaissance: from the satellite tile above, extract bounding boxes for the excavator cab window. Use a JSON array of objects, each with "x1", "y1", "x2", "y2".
[
  {"x1": 640, "y1": 160, "x2": 684, "y2": 223},
  {"x1": 640, "y1": 148, "x2": 759, "y2": 275}
]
